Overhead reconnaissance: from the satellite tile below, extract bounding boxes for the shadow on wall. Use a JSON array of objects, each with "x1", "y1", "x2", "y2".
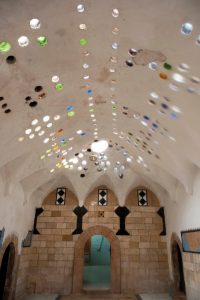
[
  {"x1": 0, "y1": 242, "x2": 15, "y2": 300},
  {"x1": 171, "y1": 233, "x2": 186, "y2": 297}
]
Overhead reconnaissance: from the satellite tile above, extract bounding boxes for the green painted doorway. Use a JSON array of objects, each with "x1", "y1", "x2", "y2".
[{"x1": 83, "y1": 235, "x2": 111, "y2": 290}]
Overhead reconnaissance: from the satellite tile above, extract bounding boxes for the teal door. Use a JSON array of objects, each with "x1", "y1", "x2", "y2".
[{"x1": 83, "y1": 235, "x2": 111, "y2": 289}]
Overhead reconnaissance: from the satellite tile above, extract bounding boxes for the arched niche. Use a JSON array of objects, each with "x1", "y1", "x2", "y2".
[
  {"x1": 125, "y1": 186, "x2": 161, "y2": 207},
  {"x1": 85, "y1": 185, "x2": 118, "y2": 207},
  {"x1": 42, "y1": 188, "x2": 78, "y2": 206},
  {"x1": 0, "y1": 234, "x2": 18, "y2": 300},
  {"x1": 72, "y1": 225, "x2": 120, "y2": 293}
]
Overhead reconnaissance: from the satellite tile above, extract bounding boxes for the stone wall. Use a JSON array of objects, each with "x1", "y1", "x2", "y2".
[
  {"x1": 183, "y1": 252, "x2": 200, "y2": 300},
  {"x1": 15, "y1": 247, "x2": 32, "y2": 299},
  {"x1": 15, "y1": 186, "x2": 169, "y2": 297}
]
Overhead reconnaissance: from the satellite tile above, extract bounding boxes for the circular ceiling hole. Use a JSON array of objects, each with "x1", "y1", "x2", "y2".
[
  {"x1": 87, "y1": 148, "x2": 91, "y2": 152},
  {"x1": 112, "y1": 27, "x2": 119, "y2": 35},
  {"x1": 83, "y1": 51, "x2": 90, "y2": 56},
  {"x1": 2, "y1": 103, "x2": 7, "y2": 109},
  {"x1": 6, "y1": 55, "x2": 16, "y2": 64},
  {"x1": 0, "y1": 97, "x2": 4, "y2": 101},
  {"x1": 163, "y1": 96, "x2": 170, "y2": 102},
  {"x1": 79, "y1": 24, "x2": 87, "y2": 30},
  {"x1": 129, "y1": 48, "x2": 137, "y2": 57},
  {"x1": 77, "y1": 4, "x2": 85, "y2": 13},
  {"x1": 196, "y1": 35, "x2": 200, "y2": 46},
  {"x1": 30, "y1": 18, "x2": 41, "y2": 29},
  {"x1": 4, "y1": 109, "x2": 11, "y2": 114},
  {"x1": 110, "y1": 56, "x2": 117, "y2": 63},
  {"x1": 161, "y1": 103, "x2": 169, "y2": 110},
  {"x1": 181, "y1": 22, "x2": 193, "y2": 35},
  {"x1": 35, "y1": 86, "x2": 43, "y2": 92},
  {"x1": 149, "y1": 62, "x2": 158, "y2": 71},
  {"x1": 112, "y1": 42, "x2": 118, "y2": 50},
  {"x1": 159, "y1": 110, "x2": 166, "y2": 115},
  {"x1": 126, "y1": 60, "x2": 134, "y2": 67},
  {"x1": 190, "y1": 76, "x2": 200, "y2": 84},
  {"x1": 143, "y1": 115, "x2": 150, "y2": 121},
  {"x1": 112, "y1": 8, "x2": 119, "y2": 18},
  {"x1": 29, "y1": 101, "x2": 38, "y2": 107},
  {"x1": 18, "y1": 36, "x2": 29, "y2": 47},
  {"x1": 148, "y1": 99, "x2": 156, "y2": 105},
  {"x1": 80, "y1": 173, "x2": 85, "y2": 178},
  {"x1": 178, "y1": 63, "x2": 190, "y2": 72},
  {"x1": 38, "y1": 92, "x2": 46, "y2": 99},
  {"x1": 25, "y1": 96, "x2": 31, "y2": 101},
  {"x1": 52, "y1": 75, "x2": 59, "y2": 83}
]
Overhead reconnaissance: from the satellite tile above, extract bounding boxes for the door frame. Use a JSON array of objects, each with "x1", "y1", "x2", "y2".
[{"x1": 72, "y1": 225, "x2": 121, "y2": 293}]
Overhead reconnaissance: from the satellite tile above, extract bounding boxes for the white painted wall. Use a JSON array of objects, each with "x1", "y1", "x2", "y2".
[{"x1": 0, "y1": 180, "x2": 36, "y2": 253}]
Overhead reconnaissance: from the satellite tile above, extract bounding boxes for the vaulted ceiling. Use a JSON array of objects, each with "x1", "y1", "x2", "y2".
[{"x1": 0, "y1": 0, "x2": 200, "y2": 202}]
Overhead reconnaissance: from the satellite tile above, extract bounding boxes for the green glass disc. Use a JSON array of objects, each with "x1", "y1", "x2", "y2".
[
  {"x1": 55, "y1": 83, "x2": 64, "y2": 90},
  {"x1": 0, "y1": 42, "x2": 11, "y2": 52},
  {"x1": 67, "y1": 111, "x2": 75, "y2": 117},
  {"x1": 163, "y1": 62, "x2": 172, "y2": 70},
  {"x1": 37, "y1": 36, "x2": 48, "y2": 46},
  {"x1": 80, "y1": 38, "x2": 88, "y2": 46}
]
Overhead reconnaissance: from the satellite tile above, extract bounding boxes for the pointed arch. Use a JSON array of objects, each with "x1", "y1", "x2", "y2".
[{"x1": 83, "y1": 173, "x2": 118, "y2": 205}]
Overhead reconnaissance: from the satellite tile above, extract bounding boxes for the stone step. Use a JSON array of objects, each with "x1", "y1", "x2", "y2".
[{"x1": 58, "y1": 294, "x2": 136, "y2": 300}]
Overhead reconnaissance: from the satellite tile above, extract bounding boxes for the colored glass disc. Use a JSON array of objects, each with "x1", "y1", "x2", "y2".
[
  {"x1": 67, "y1": 111, "x2": 75, "y2": 117},
  {"x1": 37, "y1": 36, "x2": 48, "y2": 46},
  {"x1": 55, "y1": 83, "x2": 64, "y2": 90},
  {"x1": 80, "y1": 38, "x2": 88, "y2": 45},
  {"x1": 0, "y1": 42, "x2": 11, "y2": 52},
  {"x1": 164, "y1": 63, "x2": 172, "y2": 70},
  {"x1": 67, "y1": 105, "x2": 74, "y2": 111},
  {"x1": 159, "y1": 73, "x2": 168, "y2": 80}
]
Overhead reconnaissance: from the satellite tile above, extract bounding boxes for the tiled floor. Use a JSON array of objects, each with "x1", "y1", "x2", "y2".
[
  {"x1": 58, "y1": 295, "x2": 137, "y2": 300},
  {"x1": 26, "y1": 294, "x2": 137, "y2": 300},
  {"x1": 26, "y1": 294, "x2": 172, "y2": 300},
  {"x1": 139, "y1": 294, "x2": 171, "y2": 300},
  {"x1": 26, "y1": 296, "x2": 58, "y2": 300}
]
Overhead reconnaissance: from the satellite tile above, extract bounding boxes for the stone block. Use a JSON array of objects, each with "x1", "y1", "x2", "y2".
[
  {"x1": 51, "y1": 211, "x2": 61, "y2": 217},
  {"x1": 62, "y1": 235, "x2": 73, "y2": 241}
]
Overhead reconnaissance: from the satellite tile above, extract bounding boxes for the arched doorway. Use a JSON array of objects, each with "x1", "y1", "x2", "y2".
[
  {"x1": 73, "y1": 225, "x2": 120, "y2": 293},
  {"x1": 0, "y1": 243, "x2": 15, "y2": 300},
  {"x1": 83, "y1": 235, "x2": 111, "y2": 290},
  {"x1": 172, "y1": 240, "x2": 186, "y2": 295}
]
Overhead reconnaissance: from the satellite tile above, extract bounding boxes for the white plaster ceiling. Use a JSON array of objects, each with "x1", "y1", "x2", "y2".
[{"x1": 0, "y1": 0, "x2": 200, "y2": 201}]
